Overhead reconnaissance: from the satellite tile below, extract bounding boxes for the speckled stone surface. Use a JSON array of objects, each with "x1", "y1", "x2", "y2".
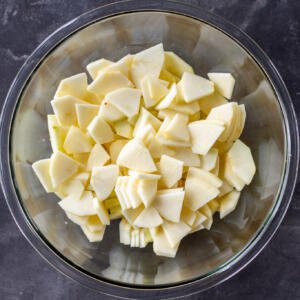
[{"x1": 0, "y1": 0, "x2": 299, "y2": 299}]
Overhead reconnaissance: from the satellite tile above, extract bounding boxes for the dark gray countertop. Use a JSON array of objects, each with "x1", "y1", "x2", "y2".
[{"x1": 0, "y1": 0, "x2": 299, "y2": 299}]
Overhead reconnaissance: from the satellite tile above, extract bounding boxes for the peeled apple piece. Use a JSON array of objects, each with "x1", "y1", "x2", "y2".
[
  {"x1": 178, "y1": 72, "x2": 214, "y2": 103},
  {"x1": 223, "y1": 157, "x2": 246, "y2": 191},
  {"x1": 93, "y1": 198, "x2": 110, "y2": 225},
  {"x1": 119, "y1": 218, "x2": 132, "y2": 245},
  {"x1": 128, "y1": 170, "x2": 161, "y2": 180},
  {"x1": 188, "y1": 120, "x2": 225, "y2": 155},
  {"x1": 133, "y1": 206, "x2": 163, "y2": 228},
  {"x1": 219, "y1": 190, "x2": 241, "y2": 219},
  {"x1": 114, "y1": 120, "x2": 133, "y2": 139},
  {"x1": 65, "y1": 212, "x2": 88, "y2": 226},
  {"x1": 109, "y1": 140, "x2": 127, "y2": 163},
  {"x1": 227, "y1": 139, "x2": 256, "y2": 184},
  {"x1": 153, "y1": 189, "x2": 184, "y2": 222},
  {"x1": 47, "y1": 115, "x2": 68, "y2": 152},
  {"x1": 117, "y1": 139, "x2": 156, "y2": 173},
  {"x1": 170, "y1": 147, "x2": 201, "y2": 167},
  {"x1": 86, "y1": 58, "x2": 113, "y2": 80},
  {"x1": 155, "y1": 83, "x2": 177, "y2": 110},
  {"x1": 125, "y1": 177, "x2": 142, "y2": 208},
  {"x1": 122, "y1": 205, "x2": 144, "y2": 225},
  {"x1": 164, "y1": 113, "x2": 190, "y2": 142},
  {"x1": 160, "y1": 68, "x2": 180, "y2": 85},
  {"x1": 87, "y1": 71, "x2": 133, "y2": 97},
  {"x1": 137, "y1": 179, "x2": 157, "y2": 207},
  {"x1": 51, "y1": 95, "x2": 85, "y2": 126},
  {"x1": 131, "y1": 43, "x2": 164, "y2": 88},
  {"x1": 163, "y1": 51, "x2": 194, "y2": 77},
  {"x1": 57, "y1": 179, "x2": 84, "y2": 200},
  {"x1": 75, "y1": 103, "x2": 99, "y2": 129},
  {"x1": 32, "y1": 159, "x2": 54, "y2": 192},
  {"x1": 188, "y1": 167, "x2": 223, "y2": 188},
  {"x1": 87, "y1": 144, "x2": 110, "y2": 171},
  {"x1": 198, "y1": 92, "x2": 228, "y2": 115},
  {"x1": 90, "y1": 164, "x2": 119, "y2": 200},
  {"x1": 152, "y1": 228, "x2": 179, "y2": 258},
  {"x1": 86, "y1": 215, "x2": 105, "y2": 232},
  {"x1": 49, "y1": 151, "x2": 79, "y2": 187},
  {"x1": 98, "y1": 99, "x2": 125, "y2": 123},
  {"x1": 201, "y1": 148, "x2": 219, "y2": 171},
  {"x1": 159, "y1": 155, "x2": 184, "y2": 188},
  {"x1": 63, "y1": 126, "x2": 93, "y2": 154},
  {"x1": 98, "y1": 55, "x2": 132, "y2": 79},
  {"x1": 87, "y1": 116, "x2": 115, "y2": 145},
  {"x1": 106, "y1": 87, "x2": 141, "y2": 117},
  {"x1": 81, "y1": 224, "x2": 105, "y2": 242},
  {"x1": 207, "y1": 73, "x2": 235, "y2": 99},
  {"x1": 162, "y1": 220, "x2": 191, "y2": 248}
]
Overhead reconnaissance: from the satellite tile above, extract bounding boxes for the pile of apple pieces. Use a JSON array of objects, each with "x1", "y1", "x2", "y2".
[{"x1": 32, "y1": 44, "x2": 255, "y2": 257}]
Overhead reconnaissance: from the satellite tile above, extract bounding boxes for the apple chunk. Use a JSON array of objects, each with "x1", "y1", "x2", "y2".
[
  {"x1": 32, "y1": 159, "x2": 54, "y2": 192},
  {"x1": 47, "y1": 115, "x2": 68, "y2": 152},
  {"x1": 87, "y1": 144, "x2": 110, "y2": 171},
  {"x1": 87, "y1": 116, "x2": 115, "y2": 145},
  {"x1": 159, "y1": 155, "x2": 184, "y2": 188},
  {"x1": 162, "y1": 220, "x2": 191, "y2": 248},
  {"x1": 133, "y1": 206, "x2": 163, "y2": 228},
  {"x1": 207, "y1": 73, "x2": 235, "y2": 99},
  {"x1": 75, "y1": 103, "x2": 99, "y2": 130},
  {"x1": 163, "y1": 51, "x2": 194, "y2": 77},
  {"x1": 219, "y1": 190, "x2": 241, "y2": 219}
]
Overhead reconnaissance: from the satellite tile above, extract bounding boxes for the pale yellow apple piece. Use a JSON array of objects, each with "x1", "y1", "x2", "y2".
[
  {"x1": 57, "y1": 179, "x2": 84, "y2": 200},
  {"x1": 135, "y1": 124, "x2": 156, "y2": 146},
  {"x1": 164, "y1": 113, "x2": 190, "y2": 142},
  {"x1": 93, "y1": 198, "x2": 110, "y2": 225},
  {"x1": 130, "y1": 228, "x2": 140, "y2": 247},
  {"x1": 201, "y1": 148, "x2": 219, "y2": 171},
  {"x1": 188, "y1": 167, "x2": 222, "y2": 188},
  {"x1": 148, "y1": 135, "x2": 175, "y2": 159},
  {"x1": 98, "y1": 98, "x2": 125, "y2": 123},
  {"x1": 109, "y1": 139, "x2": 127, "y2": 163},
  {"x1": 133, "y1": 206, "x2": 163, "y2": 228},
  {"x1": 159, "y1": 68, "x2": 180, "y2": 86},
  {"x1": 75, "y1": 103, "x2": 99, "y2": 130},
  {"x1": 170, "y1": 147, "x2": 201, "y2": 167},
  {"x1": 86, "y1": 58, "x2": 113, "y2": 80},
  {"x1": 159, "y1": 155, "x2": 184, "y2": 188},
  {"x1": 219, "y1": 190, "x2": 241, "y2": 219},
  {"x1": 207, "y1": 72, "x2": 235, "y2": 99},
  {"x1": 228, "y1": 104, "x2": 246, "y2": 142},
  {"x1": 208, "y1": 199, "x2": 220, "y2": 215},
  {"x1": 188, "y1": 120, "x2": 224, "y2": 155},
  {"x1": 178, "y1": 72, "x2": 214, "y2": 103},
  {"x1": 122, "y1": 205, "x2": 144, "y2": 225},
  {"x1": 128, "y1": 170, "x2": 161, "y2": 180},
  {"x1": 32, "y1": 159, "x2": 54, "y2": 192},
  {"x1": 63, "y1": 126, "x2": 93, "y2": 154},
  {"x1": 157, "y1": 109, "x2": 176, "y2": 120},
  {"x1": 90, "y1": 164, "x2": 119, "y2": 200},
  {"x1": 87, "y1": 116, "x2": 115, "y2": 144},
  {"x1": 119, "y1": 218, "x2": 132, "y2": 245},
  {"x1": 73, "y1": 172, "x2": 90, "y2": 186},
  {"x1": 198, "y1": 92, "x2": 228, "y2": 115},
  {"x1": 117, "y1": 139, "x2": 156, "y2": 173},
  {"x1": 162, "y1": 220, "x2": 191, "y2": 248},
  {"x1": 125, "y1": 177, "x2": 142, "y2": 209},
  {"x1": 65, "y1": 212, "x2": 88, "y2": 226},
  {"x1": 81, "y1": 224, "x2": 105, "y2": 242},
  {"x1": 181, "y1": 206, "x2": 197, "y2": 227},
  {"x1": 115, "y1": 176, "x2": 130, "y2": 210},
  {"x1": 219, "y1": 180, "x2": 234, "y2": 197},
  {"x1": 169, "y1": 101, "x2": 200, "y2": 115},
  {"x1": 155, "y1": 83, "x2": 177, "y2": 110},
  {"x1": 163, "y1": 51, "x2": 194, "y2": 77},
  {"x1": 49, "y1": 151, "x2": 79, "y2": 187},
  {"x1": 87, "y1": 144, "x2": 110, "y2": 171},
  {"x1": 114, "y1": 120, "x2": 133, "y2": 139},
  {"x1": 86, "y1": 215, "x2": 105, "y2": 232},
  {"x1": 199, "y1": 204, "x2": 213, "y2": 230},
  {"x1": 137, "y1": 179, "x2": 157, "y2": 207},
  {"x1": 47, "y1": 115, "x2": 68, "y2": 152},
  {"x1": 223, "y1": 157, "x2": 246, "y2": 191}
]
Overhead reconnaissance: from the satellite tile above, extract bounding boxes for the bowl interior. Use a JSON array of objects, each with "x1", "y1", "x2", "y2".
[{"x1": 11, "y1": 11, "x2": 286, "y2": 286}]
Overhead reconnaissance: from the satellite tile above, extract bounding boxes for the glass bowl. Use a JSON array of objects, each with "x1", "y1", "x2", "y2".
[{"x1": 1, "y1": 1, "x2": 298, "y2": 298}]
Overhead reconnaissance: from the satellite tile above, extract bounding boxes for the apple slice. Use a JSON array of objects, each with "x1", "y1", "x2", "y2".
[
  {"x1": 130, "y1": 228, "x2": 140, "y2": 247},
  {"x1": 115, "y1": 176, "x2": 130, "y2": 210},
  {"x1": 91, "y1": 164, "x2": 119, "y2": 200},
  {"x1": 169, "y1": 101, "x2": 200, "y2": 115},
  {"x1": 93, "y1": 197, "x2": 110, "y2": 225},
  {"x1": 148, "y1": 135, "x2": 175, "y2": 159},
  {"x1": 219, "y1": 180, "x2": 234, "y2": 197},
  {"x1": 227, "y1": 139, "x2": 256, "y2": 184},
  {"x1": 177, "y1": 72, "x2": 214, "y2": 103},
  {"x1": 75, "y1": 103, "x2": 99, "y2": 129},
  {"x1": 208, "y1": 199, "x2": 220, "y2": 215},
  {"x1": 128, "y1": 170, "x2": 161, "y2": 180},
  {"x1": 81, "y1": 224, "x2": 105, "y2": 242},
  {"x1": 163, "y1": 51, "x2": 194, "y2": 77},
  {"x1": 131, "y1": 43, "x2": 164, "y2": 88},
  {"x1": 47, "y1": 115, "x2": 68, "y2": 152},
  {"x1": 65, "y1": 212, "x2": 88, "y2": 226},
  {"x1": 122, "y1": 205, "x2": 144, "y2": 225},
  {"x1": 57, "y1": 179, "x2": 84, "y2": 200},
  {"x1": 114, "y1": 120, "x2": 133, "y2": 139},
  {"x1": 152, "y1": 228, "x2": 179, "y2": 258},
  {"x1": 73, "y1": 172, "x2": 90, "y2": 186},
  {"x1": 49, "y1": 151, "x2": 79, "y2": 187},
  {"x1": 188, "y1": 120, "x2": 224, "y2": 155},
  {"x1": 86, "y1": 58, "x2": 113, "y2": 80},
  {"x1": 133, "y1": 206, "x2": 163, "y2": 228},
  {"x1": 51, "y1": 95, "x2": 85, "y2": 126},
  {"x1": 159, "y1": 155, "x2": 184, "y2": 188},
  {"x1": 192, "y1": 211, "x2": 207, "y2": 228},
  {"x1": 164, "y1": 113, "x2": 190, "y2": 142},
  {"x1": 219, "y1": 190, "x2": 241, "y2": 219},
  {"x1": 162, "y1": 220, "x2": 191, "y2": 248},
  {"x1": 228, "y1": 104, "x2": 246, "y2": 142},
  {"x1": 135, "y1": 124, "x2": 156, "y2": 146},
  {"x1": 170, "y1": 147, "x2": 201, "y2": 167},
  {"x1": 87, "y1": 71, "x2": 133, "y2": 97},
  {"x1": 155, "y1": 83, "x2": 177, "y2": 110},
  {"x1": 119, "y1": 218, "x2": 132, "y2": 245},
  {"x1": 87, "y1": 116, "x2": 115, "y2": 145},
  {"x1": 198, "y1": 92, "x2": 228, "y2": 115},
  {"x1": 207, "y1": 73, "x2": 235, "y2": 99},
  {"x1": 98, "y1": 98, "x2": 125, "y2": 123},
  {"x1": 153, "y1": 189, "x2": 184, "y2": 222},
  {"x1": 199, "y1": 204, "x2": 213, "y2": 230},
  {"x1": 201, "y1": 148, "x2": 219, "y2": 171},
  {"x1": 109, "y1": 139, "x2": 127, "y2": 163},
  {"x1": 125, "y1": 177, "x2": 142, "y2": 208},
  {"x1": 32, "y1": 159, "x2": 54, "y2": 192},
  {"x1": 181, "y1": 206, "x2": 197, "y2": 227},
  {"x1": 87, "y1": 144, "x2": 110, "y2": 171},
  {"x1": 157, "y1": 109, "x2": 176, "y2": 120},
  {"x1": 137, "y1": 179, "x2": 157, "y2": 207},
  {"x1": 188, "y1": 167, "x2": 222, "y2": 188},
  {"x1": 223, "y1": 157, "x2": 246, "y2": 191},
  {"x1": 58, "y1": 191, "x2": 95, "y2": 216},
  {"x1": 106, "y1": 88, "x2": 141, "y2": 118},
  {"x1": 63, "y1": 126, "x2": 93, "y2": 154},
  {"x1": 86, "y1": 215, "x2": 105, "y2": 232},
  {"x1": 117, "y1": 139, "x2": 156, "y2": 173},
  {"x1": 160, "y1": 68, "x2": 180, "y2": 85}
]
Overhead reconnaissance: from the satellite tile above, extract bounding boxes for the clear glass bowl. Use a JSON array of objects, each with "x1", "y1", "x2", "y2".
[{"x1": 1, "y1": 1, "x2": 298, "y2": 298}]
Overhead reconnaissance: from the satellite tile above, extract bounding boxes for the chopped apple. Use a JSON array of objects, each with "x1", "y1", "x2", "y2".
[
  {"x1": 188, "y1": 120, "x2": 224, "y2": 155},
  {"x1": 119, "y1": 218, "x2": 132, "y2": 245},
  {"x1": 135, "y1": 124, "x2": 156, "y2": 146},
  {"x1": 192, "y1": 211, "x2": 207, "y2": 228},
  {"x1": 227, "y1": 139, "x2": 256, "y2": 184},
  {"x1": 170, "y1": 147, "x2": 201, "y2": 167},
  {"x1": 49, "y1": 151, "x2": 79, "y2": 187},
  {"x1": 73, "y1": 172, "x2": 90, "y2": 186},
  {"x1": 87, "y1": 116, "x2": 115, "y2": 145},
  {"x1": 86, "y1": 58, "x2": 113, "y2": 80},
  {"x1": 199, "y1": 204, "x2": 213, "y2": 230},
  {"x1": 133, "y1": 206, "x2": 163, "y2": 228},
  {"x1": 164, "y1": 113, "x2": 190, "y2": 142},
  {"x1": 177, "y1": 72, "x2": 214, "y2": 103},
  {"x1": 114, "y1": 120, "x2": 133, "y2": 139},
  {"x1": 117, "y1": 139, "x2": 156, "y2": 173},
  {"x1": 93, "y1": 197, "x2": 110, "y2": 225},
  {"x1": 106, "y1": 88, "x2": 141, "y2": 118},
  {"x1": 223, "y1": 157, "x2": 246, "y2": 191},
  {"x1": 201, "y1": 148, "x2": 219, "y2": 171},
  {"x1": 131, "y1": 228, "x2": 140, "y2": 247},
  {"x1": 63, "y1": 126, "x2": 93, "y2": 154},
  {"x1": 181, "y1": 206, "x2": 197, "y2": 227},
  {"x1": 160, "y1": 68, "x2": 180, "y2": 86},
  {"x1": 115, "y1": 176, "x2": 130, "y2": 210},
  {"x1": 87, "y1": 144, "x2": 110, "y2": 171},
  {"x1": 153, "y1": 189, "x2": 184, "y2": 222},
  {"x1": 169, "y1": 101, "x2": 200, "y2": 115},
  {"x1": 137, "y1": 179, "x2": 157, "y2": 207},
  {"x1": 98, "y1": 98, "x2": 125, "y2": 123},
  {"x1": 208, "y1": 199, "x2": 220, "y2": 215},
  {"x1": 57, "y1": 178, "x2": 84, "y2": 200},
  {"x1": 198, "y1": 92, "x2": 228, "y2": 115},
  {"x1": 159, "y1": 155, "x2": 184, "y2": 188},
  {"x1": 51, "y1": 95, "x2": 85, "y2": 126},
  {"x1": 75, "y1": 103, "x2": 99, "y2": 129},
  {"x1": 47, "y1": 115, "x2": 68, "y2": 152},
  {"x1": 81, "y1": 224, "x2": 105, "y2": 242},
  {"x1": 152, "y1": 228, "x2": 179, "y2": 258},
  {"x1": 155, "y1": 83, "x2": 177, "y2": 110},
  {"x1": 219, "y1": 180, "x2": 234, "y2": 197},
  {"x1": 58, "y1": 191, "x2": 95, "y2": 216},
  {"x1": 148, "y1": 135, "x2": 175, "y2": 159},
  {"x1": 125, "y1": 177, "x2": 142, "y2": 208},
  {"x1": 32, "y1": 159, "x2": 54, "y2": 192},
  {"x1": 65, "y1": 212, "x2": 88, "y2": 226},
  {"x1": 163, "y1": 51, "x2": 194, "y2": 77},
  {"x1": 109, "y1": 139, "x2": 127, "y2": 163},
  {"x1": 157, "y1": 109, "x2": 176, "y2": 120},
  {"x1": 98, "y1": 55, "x2": 132, "y2": 79},
  {"x1": 86, "y1": 215, "x2": 105, "y2": 232},
  {"x1": 87, "y1": 71, "x2": 133, "y2": 97},
  {"x1": 188, "y1": 167, "x2": 222, "y2": 188},
  {"x1": 219, "y1": 190, "x2": 241, "y2": 219},
  {"x1": 90, "y1": 164, "x2": 119, "y2": 200},
  {"x1": 131, "y1": 43, "x2": 164, "y2": 88},
  {"x1": 162, "y1": 220, "x2": 191, "y2": 248},
  {"x1": 207, "y1": 72, "x2": 235, "y2": 99},
  {"x1": 122, "y1": 205, "x2": 144, "y2": 225},
  {"x1": 128, "y1": 170, "x2": 161, "y2": 180}
]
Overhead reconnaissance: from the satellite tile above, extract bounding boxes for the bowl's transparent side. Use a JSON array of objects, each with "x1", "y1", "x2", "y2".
[{"x1": 11, "y1": 11, "x2": 285, "y2": 286}]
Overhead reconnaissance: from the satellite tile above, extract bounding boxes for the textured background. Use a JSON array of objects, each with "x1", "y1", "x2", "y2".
[{"x1": 0, "y1": 0, "x2": 299, "y2": 299}]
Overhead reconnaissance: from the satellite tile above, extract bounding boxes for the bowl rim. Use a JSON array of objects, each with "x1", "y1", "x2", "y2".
[{"x1": 1, "y1": 0, "x2": 299, "y2": 298}]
